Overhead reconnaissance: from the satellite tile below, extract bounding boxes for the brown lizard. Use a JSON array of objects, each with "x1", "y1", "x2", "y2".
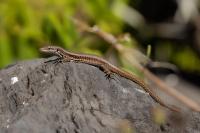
[{"x1": 40, "y1": 45, "x2": 179, "y2": 112}]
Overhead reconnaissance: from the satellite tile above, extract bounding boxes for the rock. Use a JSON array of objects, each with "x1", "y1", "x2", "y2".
[{"x1": 0, "y1": 57, "x2": 199, "y2": 133}]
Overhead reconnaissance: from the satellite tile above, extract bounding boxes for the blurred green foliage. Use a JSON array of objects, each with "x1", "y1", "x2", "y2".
[
  {"x1": 1, "y1": 0, "x2": 200, "y2": 75},
  {"x1": 156, "y1": 42, "x2": 200, "y2": 72},
  {"x1": 0, "y1": 0, "x2": 127, "y2": 68}
]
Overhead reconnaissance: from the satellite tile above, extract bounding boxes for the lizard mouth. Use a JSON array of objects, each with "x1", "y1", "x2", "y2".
[{"x1": 40, "y1": 47, "x2": 48, "y2": 52}]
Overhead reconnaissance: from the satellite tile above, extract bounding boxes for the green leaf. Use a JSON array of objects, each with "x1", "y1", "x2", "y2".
[{"x1": 0, "y1": 35, "x2": 13, "y2": 68}]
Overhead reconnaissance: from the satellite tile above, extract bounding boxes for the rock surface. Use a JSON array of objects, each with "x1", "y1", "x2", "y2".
[{"x1": 0, "y1": 57, "x2": 199, "y2": 133}]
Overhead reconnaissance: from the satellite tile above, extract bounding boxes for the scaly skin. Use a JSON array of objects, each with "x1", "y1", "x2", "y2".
[{"x1": 40, "y1": 46, "x2": 179, "y2": 112}]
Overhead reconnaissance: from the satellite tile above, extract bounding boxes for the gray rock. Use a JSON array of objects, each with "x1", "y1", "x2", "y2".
[{"x1": 0, "y1": 57, "x2": 199, "y2": 133}]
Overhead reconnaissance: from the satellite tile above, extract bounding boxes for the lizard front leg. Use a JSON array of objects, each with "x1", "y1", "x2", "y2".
[
  {"x1": 45, "y1": 57, "x2": 72, "y2": 65},
  {"x1": 44, "y1": 57, "x2": 62, "y2": 64}
]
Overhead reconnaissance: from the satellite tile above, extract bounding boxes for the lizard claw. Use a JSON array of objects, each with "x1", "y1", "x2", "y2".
[
  {"x1": 53, "y1": 58, "x2": 64, "y2": 65},
  {"x1": 104, "y1": 73, "x2": 115, "y2": 81},
  {"x1": 105, "y1": 73, "x2": 111, "y2": 79}
]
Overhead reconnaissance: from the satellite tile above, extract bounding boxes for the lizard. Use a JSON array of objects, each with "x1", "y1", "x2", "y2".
[{"x1": 40, "y1": 45, "x2": 180, "y2": 112}]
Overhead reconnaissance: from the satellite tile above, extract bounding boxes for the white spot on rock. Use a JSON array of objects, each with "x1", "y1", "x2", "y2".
[
  {"x1": 19, "y1": 66, "x2": 23, "y2": 69},
  {"x1": 122, "y1": 88, "x2": 129, "y2": 94},
  {"x1": 6, "y1": 125, "x2": 9, "y2": 128},
  {"x1": 23, "y1": 101, "x2": 29, "y2": 106},
  {"x1": 11, "y1": 77, "x2": 18, "y2": 85},
  {"x1": 41, "y1": 80, "x2": 46, "y2": 83}
]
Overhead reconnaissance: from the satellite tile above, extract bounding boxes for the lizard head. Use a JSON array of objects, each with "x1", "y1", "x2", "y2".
[
  {"x1": 40, "y1": 45, "x2": 65, "y2": 57},
  {"x1": 40, "y1": 45, "x2": 76, "y2": 59},
  {"x1": 40, "y1": 46, "x2": 58, "y2": 53}
]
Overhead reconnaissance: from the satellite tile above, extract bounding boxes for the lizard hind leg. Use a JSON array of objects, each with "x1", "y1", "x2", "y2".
[{"x1": 99, "y1": 65, "x2": 115, "y2": 81}]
